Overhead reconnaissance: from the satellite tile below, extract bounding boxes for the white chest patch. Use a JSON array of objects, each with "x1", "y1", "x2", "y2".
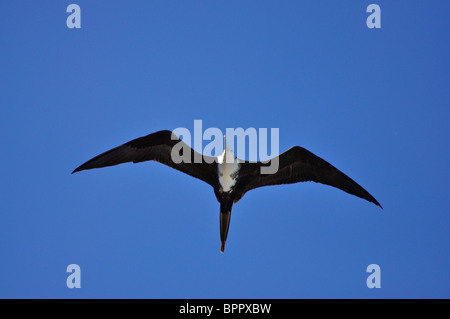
[
  {"x1": 218, "y1": 160, "x2": 240, "y2": 192},
  {"x1": 217, "y1": 146, "x2": 240, "y2": 193}
]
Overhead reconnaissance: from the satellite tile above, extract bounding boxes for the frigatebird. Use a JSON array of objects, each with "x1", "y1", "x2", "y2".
[{"x1": 72, "y1": 130, "x2": 381, "y2": 252}]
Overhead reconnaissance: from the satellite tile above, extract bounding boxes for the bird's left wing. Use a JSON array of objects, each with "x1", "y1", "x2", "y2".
[{"x1": 72, "y1": 130, "x2": 218, "y2": 188}]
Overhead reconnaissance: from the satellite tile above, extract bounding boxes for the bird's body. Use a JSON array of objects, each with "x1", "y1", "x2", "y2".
[
  {"x1": 72, "y1": 130, "x2": 381, "y2": 252},
  {"x1": 217, "y1": 139, "x2": 240, "y2": 193}
]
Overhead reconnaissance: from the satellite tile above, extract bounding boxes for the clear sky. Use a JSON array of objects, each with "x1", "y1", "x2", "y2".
[{"x1": 0, "y1": 1, "x2": 449, "y2": 298}]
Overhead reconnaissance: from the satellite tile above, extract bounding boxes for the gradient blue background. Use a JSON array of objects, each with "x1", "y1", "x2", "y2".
[{"x1": 1, "y1": 1, "x2": 449, "y2": 298}]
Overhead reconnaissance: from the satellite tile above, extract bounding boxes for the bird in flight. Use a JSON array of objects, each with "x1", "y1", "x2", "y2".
[{"x1": 72, "y1": 130, "x2": 381, "y2": 252}]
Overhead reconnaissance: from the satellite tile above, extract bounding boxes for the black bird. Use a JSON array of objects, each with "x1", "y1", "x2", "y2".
[{"x1": 72, "y1": 130, "x2": 381, "y2": 252}]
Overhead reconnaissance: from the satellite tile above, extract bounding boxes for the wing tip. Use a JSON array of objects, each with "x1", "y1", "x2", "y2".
[
  {"x1": 374, "y1": 200, "x2": 383, "y2": 209},
  {"x1": 367, "y1": 193, "x2": 382, "y2": 209},
  {"x1": 71, "y1": 166, "x2": 83, "y2": 174},
  {"x1": 368, "y1": 196, "x2": 382, "y2": 209}
]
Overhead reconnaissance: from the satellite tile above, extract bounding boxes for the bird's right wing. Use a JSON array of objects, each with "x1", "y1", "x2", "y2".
[
  {"x1": 72, "y1": 130, "x2": 219, "y2": 188},
  {"x1": 237, "y1": 146, "x2": 381, "y2": 207}
]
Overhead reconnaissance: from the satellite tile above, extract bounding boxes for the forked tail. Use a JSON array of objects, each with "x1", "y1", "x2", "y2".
[{"x1": 220, "y1": 199, "x2": 233, "y2": 253}]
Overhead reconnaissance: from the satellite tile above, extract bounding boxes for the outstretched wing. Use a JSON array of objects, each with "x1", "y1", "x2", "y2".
[
  {"x1": 72, "y1": 130, "x2": 218, "y2": 188},
  {"x1": 237, "y1": 146, "x2": 381, "y2": 208}
]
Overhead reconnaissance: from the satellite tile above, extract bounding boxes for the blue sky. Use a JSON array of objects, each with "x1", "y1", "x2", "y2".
[{"x1": 0, "y1": 1, "x2": 449, "y2": 298}]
